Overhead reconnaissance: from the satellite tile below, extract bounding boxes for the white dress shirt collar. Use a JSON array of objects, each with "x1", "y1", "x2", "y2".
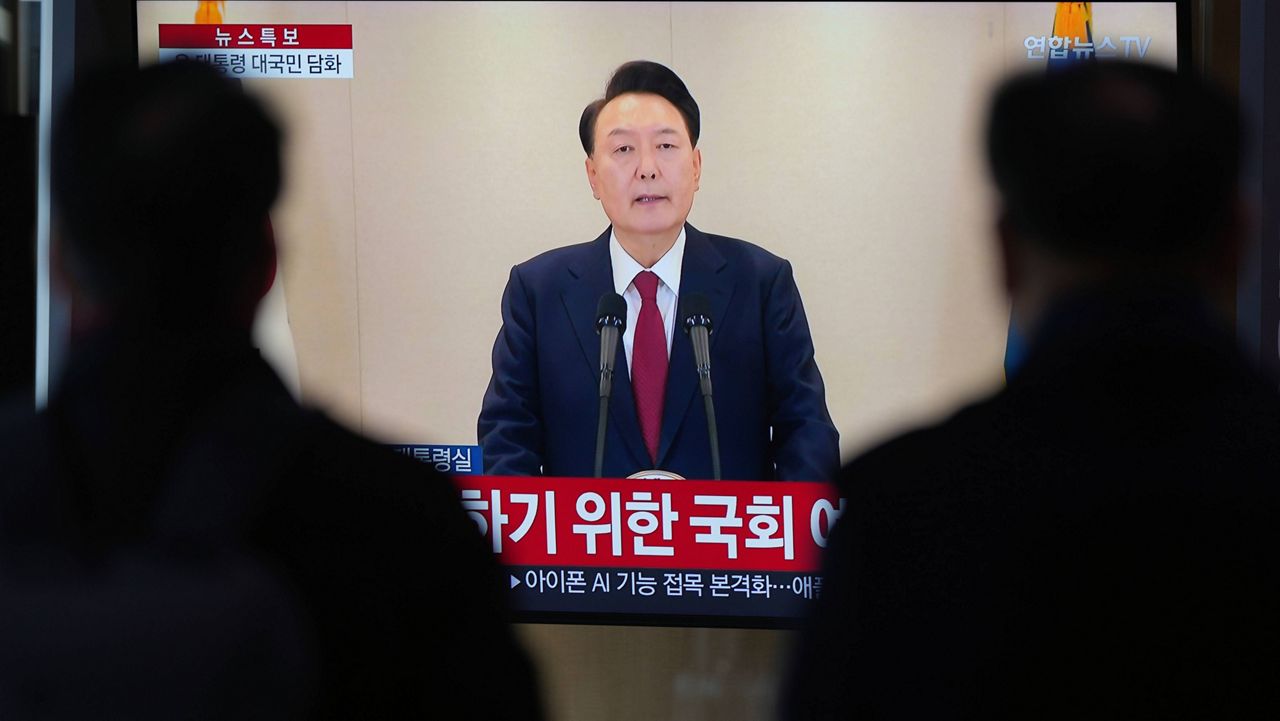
[
  {"x1": 609, "y1": 227, "x2": 685, "y2": 298},
  {"x1": 608, "y1": 227, "x2": 685, "y2": 370}
]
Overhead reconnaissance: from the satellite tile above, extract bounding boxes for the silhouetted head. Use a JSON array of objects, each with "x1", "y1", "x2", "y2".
[
  {"x1": 985, "y1": 61, "x2": 1242, "y2": 326},
  {"x1": 52, "y1": 60, "x2": 282, "y2": 331}
]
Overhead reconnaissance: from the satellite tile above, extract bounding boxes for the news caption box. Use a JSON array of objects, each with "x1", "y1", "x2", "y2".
[
  {"x1": 453, "y1": 476, "x2": 846, "y2": 623},
  {"x1": 391, "y1": 444, "x2": 483, "y2": 476},
  {"x1": 157, "y1": 24, "x2": 353, "y2": 79}
]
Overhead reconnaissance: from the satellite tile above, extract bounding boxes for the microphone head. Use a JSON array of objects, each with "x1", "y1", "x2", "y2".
[
  {"x1": 680, "y1": 292, "x2": 713, "y2": 334},
  {"x1": 596, "y1": 292, "x2": 627, "y2": 333}
]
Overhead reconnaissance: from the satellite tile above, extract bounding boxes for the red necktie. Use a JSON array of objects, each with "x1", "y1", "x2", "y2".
[{"x1": 631, "y1": 271, "x2": 667, "y2": 464}]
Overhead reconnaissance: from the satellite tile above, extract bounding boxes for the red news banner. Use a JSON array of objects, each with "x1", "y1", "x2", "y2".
[
  {"x1": 157, "y1": 24, "x2": 353, "y2": 79},
  {"x1": 453, "y1": 476, "x2": 847, "y2": 622}
]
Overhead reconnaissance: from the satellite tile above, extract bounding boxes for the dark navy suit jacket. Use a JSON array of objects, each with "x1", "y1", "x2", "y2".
[{"x1": 479, "y1": 223, "x2": 839, "y2": 481}]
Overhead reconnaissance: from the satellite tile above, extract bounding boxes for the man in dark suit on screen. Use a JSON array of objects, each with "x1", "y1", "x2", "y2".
[
  {"x1": 782, "y1": 61, "x2": 1280, "y2": 720},
  {"x1": 478, "y1": 60, "x2": 840, "y2": 481}
]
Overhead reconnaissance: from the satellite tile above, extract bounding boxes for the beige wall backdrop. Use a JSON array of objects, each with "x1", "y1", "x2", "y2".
[{"x1": 138, "y1": 3, "x2": 1177, "y2": 721}]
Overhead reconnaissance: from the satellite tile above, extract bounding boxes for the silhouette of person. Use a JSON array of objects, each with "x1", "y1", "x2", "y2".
[
  {"x1": 0, "y1": 553, "x2": 314, "y2": 720},
  {"x1": 0, "y1": 60, "x2": 544, "y2": 721},
  {"x1": 781, "y1": 61, "x2": 1280, "y2": 721}
]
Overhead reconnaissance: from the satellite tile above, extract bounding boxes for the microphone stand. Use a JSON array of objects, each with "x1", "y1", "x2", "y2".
[
  {"x1": 683, "y1": 297, "x2": 721, "y2": 481},
  {"x1": 595, "y1": 312, "x2": 624, "y2": 478},
  {"x1": 689, "y1": 323, "x2": 721, "y2": 481},
  {"x1": 594, "y1": 359, "x2": 614, "y2": 479}
]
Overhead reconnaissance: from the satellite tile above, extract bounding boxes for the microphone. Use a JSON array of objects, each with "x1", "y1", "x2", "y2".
[
  {"x1": 680, "y1": 293, "x2": 720, "y2": 480},
  {"x1": 594, "y1": 293, "x2": 627, "y2": 478}
]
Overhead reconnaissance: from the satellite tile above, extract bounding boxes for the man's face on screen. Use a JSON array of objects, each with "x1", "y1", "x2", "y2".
[{"x1": 586, "y1": 92, "x2": 701, "y2": 246}]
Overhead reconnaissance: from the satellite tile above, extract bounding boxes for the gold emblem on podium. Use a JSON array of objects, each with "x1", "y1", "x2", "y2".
[{"x1": 626, "y1": 470, "x2": 686, "y2": 480}]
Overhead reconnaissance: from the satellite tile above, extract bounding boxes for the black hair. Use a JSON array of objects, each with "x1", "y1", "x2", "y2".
[
  {"x1": 985, "y1": 60, "x2": 1240, "y2": 264},
  {"x1": 578, "y1": 60, "x2": 700, "y2": 156},
  {"x1": 52, "y1": 59, "x2": 281, "y2": 319}
]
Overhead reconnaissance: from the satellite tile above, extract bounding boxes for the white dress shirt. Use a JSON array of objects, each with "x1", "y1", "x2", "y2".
[{"x1": 609, "y1": 228, "x2": 685, "y2": 377}]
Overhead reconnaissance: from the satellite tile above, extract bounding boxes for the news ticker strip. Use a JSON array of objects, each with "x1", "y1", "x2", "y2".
[{"x1": 506, "y1": 565, "x2": 824, "y2": 619}]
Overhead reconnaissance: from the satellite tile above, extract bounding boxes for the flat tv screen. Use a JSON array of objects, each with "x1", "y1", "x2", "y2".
[{"x1": 132, "y1": 0, "x2": 1184, "y2": 628}]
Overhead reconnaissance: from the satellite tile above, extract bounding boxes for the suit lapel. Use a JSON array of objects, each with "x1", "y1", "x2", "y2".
[
  {"x1": 656, "y1": 224, "x2": 734, "y2": 469},
  {"x1": 561, "y1": 227, "x2": 649, "y2": 471}
]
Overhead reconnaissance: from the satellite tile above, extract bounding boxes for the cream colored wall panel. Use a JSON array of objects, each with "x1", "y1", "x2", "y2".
[{"x1": 674, "y1": 2, "x2": 1010, "y2": 457}]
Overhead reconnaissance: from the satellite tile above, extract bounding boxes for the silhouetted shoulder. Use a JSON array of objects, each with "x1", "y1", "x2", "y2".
[
  {"x1": 324, "y1": 414, "x2": 467, "y2": 507},
  {"x1": 0, "y1": 395, "x2": 52, "y2": 524},
  {"x1": 253, "y1": 406, "x2": 543, "y2": 720},
  {"x1": 264, "y1": 406, "x2": 485, "y2": 552},
  {"x1": 0, "y1": 394, "x2": 38, "y2": 457},
  {"x1": 835, "y1": 393, "x2": 1009, "y2": 499}
]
